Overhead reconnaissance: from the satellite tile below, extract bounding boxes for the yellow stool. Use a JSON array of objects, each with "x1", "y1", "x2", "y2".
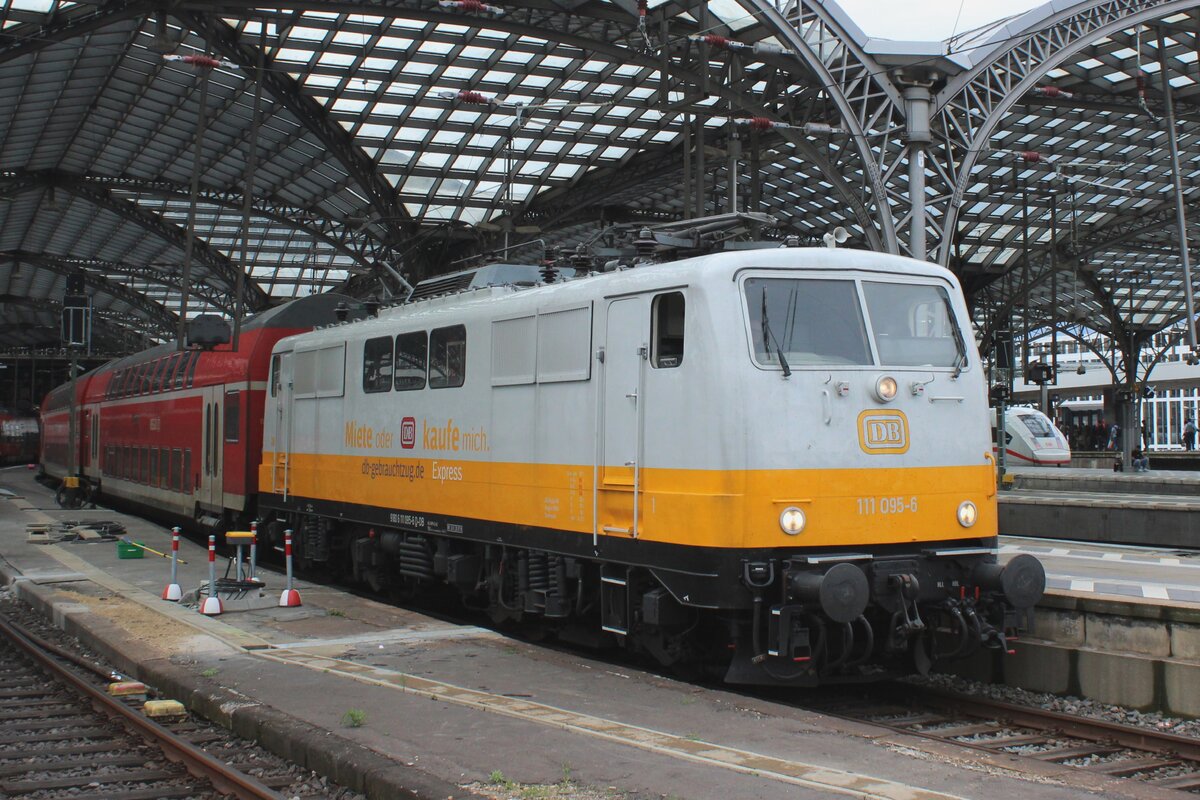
[{"x1": 225, "y1": 531, "x2": 258, "y2": 582}]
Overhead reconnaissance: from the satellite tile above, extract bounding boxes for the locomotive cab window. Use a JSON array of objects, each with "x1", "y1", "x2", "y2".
[
  {"x1": 862, "y1": 282, "x2": 965, "y2": 369},
  {"x1": 652, "y1": 292, "x2": 685, "y2": 368},
  {"x1": 270, "y1": 355, "x2": 281, "y2": 397},
  {"x1": 363, "y1": 337, "x2": 394, "y2": 393},
  {"x1": 429, "y1": 326, "x2": 465, "y2": 389},
  {"x1": 745, "y1": 278, "x2": 871, "y2": 367}
]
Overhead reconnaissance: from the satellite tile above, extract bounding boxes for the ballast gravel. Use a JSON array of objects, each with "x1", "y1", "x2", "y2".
[{"x1": 909, "y1": 672, "x2": 1200, "y2": 737}]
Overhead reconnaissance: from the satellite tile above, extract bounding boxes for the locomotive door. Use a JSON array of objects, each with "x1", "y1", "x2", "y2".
[
  {"x1": 199, "y1": 385, "x2": 224, "y2": 510},
  {"x1": 271, "y1": 353, "x2": 293, "y2": 498},
  {"x1": 599, "y1": 296, "x2": 648, "y2": 538}
]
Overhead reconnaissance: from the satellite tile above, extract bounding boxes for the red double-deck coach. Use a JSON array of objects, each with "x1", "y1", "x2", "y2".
[{"x1": 41, "y1": 294, "x2": 357, "y2": 527}]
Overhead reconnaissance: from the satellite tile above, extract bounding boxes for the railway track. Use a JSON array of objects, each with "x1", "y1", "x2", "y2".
[
  {"x1": 807, "y1": 682, "x2": 1200, "y2": 794},
  {"x1": 0, "y1": 608, "x2": 294, "y2": 800}
]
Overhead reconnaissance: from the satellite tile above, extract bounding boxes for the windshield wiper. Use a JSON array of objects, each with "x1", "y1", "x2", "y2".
[
  {"x1": 761, "y1": 289, "x2": 792, "y2": 377},
  {"x1": 942, "y1": 294, "x2": 969, "y2": 378}
]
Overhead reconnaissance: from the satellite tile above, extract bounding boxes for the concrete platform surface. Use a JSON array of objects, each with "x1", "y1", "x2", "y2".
[
  {"x1": 1004, "y1": 537, "x2": 1200, "y2": 604},
  {"x1": 0, "y1": 467, "x2": 1149, "y2": 800}
]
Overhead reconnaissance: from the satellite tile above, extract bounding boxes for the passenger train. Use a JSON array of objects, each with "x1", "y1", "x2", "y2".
[
  {"x1": 41, "y1": 235, "x2": 1044, "y2": 685},
  {"x1": 0, "y1": 408, "x2": 39, "y2": 465},
  {"x1": 991, "y1": 406, "x2": 1071, "y2": 466}
]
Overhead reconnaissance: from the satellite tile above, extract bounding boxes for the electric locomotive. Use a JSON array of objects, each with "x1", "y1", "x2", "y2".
[{"x1": 256, "y1": 233, "x2": 1044, "y2": 685}]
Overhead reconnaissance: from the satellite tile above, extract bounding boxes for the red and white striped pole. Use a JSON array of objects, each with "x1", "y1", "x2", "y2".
[
  {"x1": 278, "y1": 528, "x2": 301, "y2": 607},
  {"x1": 249, "y1": 520, "x2": 258, "y2": 582},
  {"x1": 199, "y1": 533, "x2": 223, "y2": 615},
  {"x1": 161, "y1": 527, "x2": 182, "y2": 601}
]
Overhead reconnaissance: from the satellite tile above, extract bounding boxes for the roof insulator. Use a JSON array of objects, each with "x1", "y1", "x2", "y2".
[
  {"x1": 733, "y1": 117, "x2": 842, "y2": 136},
  {"x1": 163, "y1": 54, "x2": 235, "y2": 70},
  {"x1": 438, "y1": 89, "x2": 495, "y2": 106},
  {"x1": 688, "y1": 34, "x2": 792, "y2": 57},
  {"x1": 699, "y1": 34, "x2": 735, "y2": 49},
  {"x1": 1019, "y1": 151, "x2": 1042, "y2": 163},
  {"x1": 1032, "y1": 86, "x2": 1073, "y2": 99},
  {"x1": 437, "y1": 0, "x2": 505, "y2": 15}
]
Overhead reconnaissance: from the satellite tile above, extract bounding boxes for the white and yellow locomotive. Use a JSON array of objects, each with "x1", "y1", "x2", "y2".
[{"x1": 258, "y1": 238, "x2": 1044, "y2": 684}]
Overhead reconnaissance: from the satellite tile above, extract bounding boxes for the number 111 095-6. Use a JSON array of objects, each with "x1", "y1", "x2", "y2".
[{"x1": 857, "y1": 496, "x2": 918, "y2": 515}]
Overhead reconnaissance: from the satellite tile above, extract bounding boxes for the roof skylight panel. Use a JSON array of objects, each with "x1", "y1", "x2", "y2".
[
  {"x1": 317, "y1": 51, "x2": 356, "y2": 68},
  {"x1": 401, "y1": 61, "x2": 437, "y2": 76}
]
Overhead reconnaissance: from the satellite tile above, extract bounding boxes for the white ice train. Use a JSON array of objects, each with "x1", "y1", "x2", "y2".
[
  {"x1": 256, "y1": 241, "x2": 1044, "y2": 685},
  {"x1": 991, "y1": 406, "x2": 1071, "y2": 467}
]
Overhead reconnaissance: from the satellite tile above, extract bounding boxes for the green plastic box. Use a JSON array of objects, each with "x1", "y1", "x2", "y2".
[{"x1": 116, "y1": 541, "x2": 144, "y2": 559}]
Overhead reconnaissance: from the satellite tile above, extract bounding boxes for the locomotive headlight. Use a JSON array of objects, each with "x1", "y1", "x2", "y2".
[
  {"x1": 779, "y1": 506, "x2": 807, "y2": 535},
  {"x1": 957, "y1": 500, "x2": 978, "y2": 528},
  {"x1": 874, "y1": 375, "x2": 898, "y2": 403}
]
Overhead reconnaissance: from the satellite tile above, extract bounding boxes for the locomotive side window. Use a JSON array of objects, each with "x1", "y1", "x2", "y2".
[
  {"x1": 429, "y1": 326, "x2": 465, "y2": 389},
  {"x1": 745, "y1": 278, "x2": 871, "y2": 367},
  {"x1": 395, "y1": 332, "x2": 427, "y2": 391},
  {"x1": 270, "y1": 355, "x2": 281, "y2": 397},
  {"x1": 652, "y1": 292, "x2": 685, "y2": 368},
  {"x1": 362, "y1": 337, "x2": 394, "y2": 393},
  {"x1": 224, "y1": 391, "x2": 240, "y2": 443},
  {"x1": 862, "y1": 282, "x2": 964, "y2": 368}
]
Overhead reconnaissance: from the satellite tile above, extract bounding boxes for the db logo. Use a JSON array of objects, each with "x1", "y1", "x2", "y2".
[
  {"x1": 400, "y1": 417, "x2": 416, "y2": 449},
  {"x1": 858, "y1": 411, "x2": 909, "y2": 454}
]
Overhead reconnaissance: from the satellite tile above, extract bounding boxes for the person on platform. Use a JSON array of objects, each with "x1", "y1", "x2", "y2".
[
  {"x1": 1184, "y1": 416, "x2": 1196, "y2": 451},
  {"x1": 1132, "y1": 447, "x2": 1150, "y2": 473},
  {"x1": 1106, "y1": 422, "x2": 1120, "y2": 451}
]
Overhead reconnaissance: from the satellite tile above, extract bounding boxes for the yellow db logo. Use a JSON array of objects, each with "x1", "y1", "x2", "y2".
[{"x1": 858, "y1": 411, "x2": 909, "y2": 454}]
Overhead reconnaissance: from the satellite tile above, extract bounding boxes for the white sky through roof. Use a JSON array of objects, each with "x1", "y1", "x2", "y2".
[{"x1": 837, "y1": 0, "x2": 1044, "y2": 42}]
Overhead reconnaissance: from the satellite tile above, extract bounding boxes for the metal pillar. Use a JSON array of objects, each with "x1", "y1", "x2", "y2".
[
  {"x1": 902, "y1": 85, "x2": 932, "y2": 262},
  {"x1": 1160, "y1": 31, "x2": 1199, "y2": 355}
]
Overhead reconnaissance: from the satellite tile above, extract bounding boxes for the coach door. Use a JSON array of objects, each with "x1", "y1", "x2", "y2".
[
  {"x1": 599, "y1": 296, "x2": 649, "y2": 538},
  {"x1": 199, "y1": 385, "x2": 224, "y2": 510}
]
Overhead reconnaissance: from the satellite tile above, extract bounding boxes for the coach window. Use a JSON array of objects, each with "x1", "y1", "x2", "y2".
[
  {"x1": 150, "y1": 449, "x2": 159, "y2": 487},
  {"x1": 174, "y1": 352, "x2": 191, "y2": 390},
  {"x1": 363, "y1": 337, "x2": 394, "y2": 393},
  {"x1": 151, "y1": 359, "x2": 168, "y2": 393},
  {"x1": 159, "y1": 447, "x2": 169, "y2": 486},
  {"x1": 224, "y1": 391, "x2": 240, "y2": 442},
  {"x1": 162, "y1": 353, "x2": 182, "y2": 392},
  {"x1": 652, "y1": 292, "x2": 685, "y2": 368},
  {"x1": 395, "y1": 332, "x2": 427, "y2": 391},
  {"x1": 139, "y1": 362, "x2": 153, "y2": 394},
  {"x1": 184, "y1": 449, "x2": 192, "y2": 492},
  {"x1": 185, "y1": 350, "x2": 201, "y2": 388},
  {"x1": 429, "y1": 326, "x2": 465, "y2": 389}
]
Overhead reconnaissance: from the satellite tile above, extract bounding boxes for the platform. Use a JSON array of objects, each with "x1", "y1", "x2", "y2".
[
  {"x1": 0, "y1": 467, "x2": 1115, "y2": 800},
  {"x1": 999, "y1": 466, "x2": 1200, "y2": 548}
]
